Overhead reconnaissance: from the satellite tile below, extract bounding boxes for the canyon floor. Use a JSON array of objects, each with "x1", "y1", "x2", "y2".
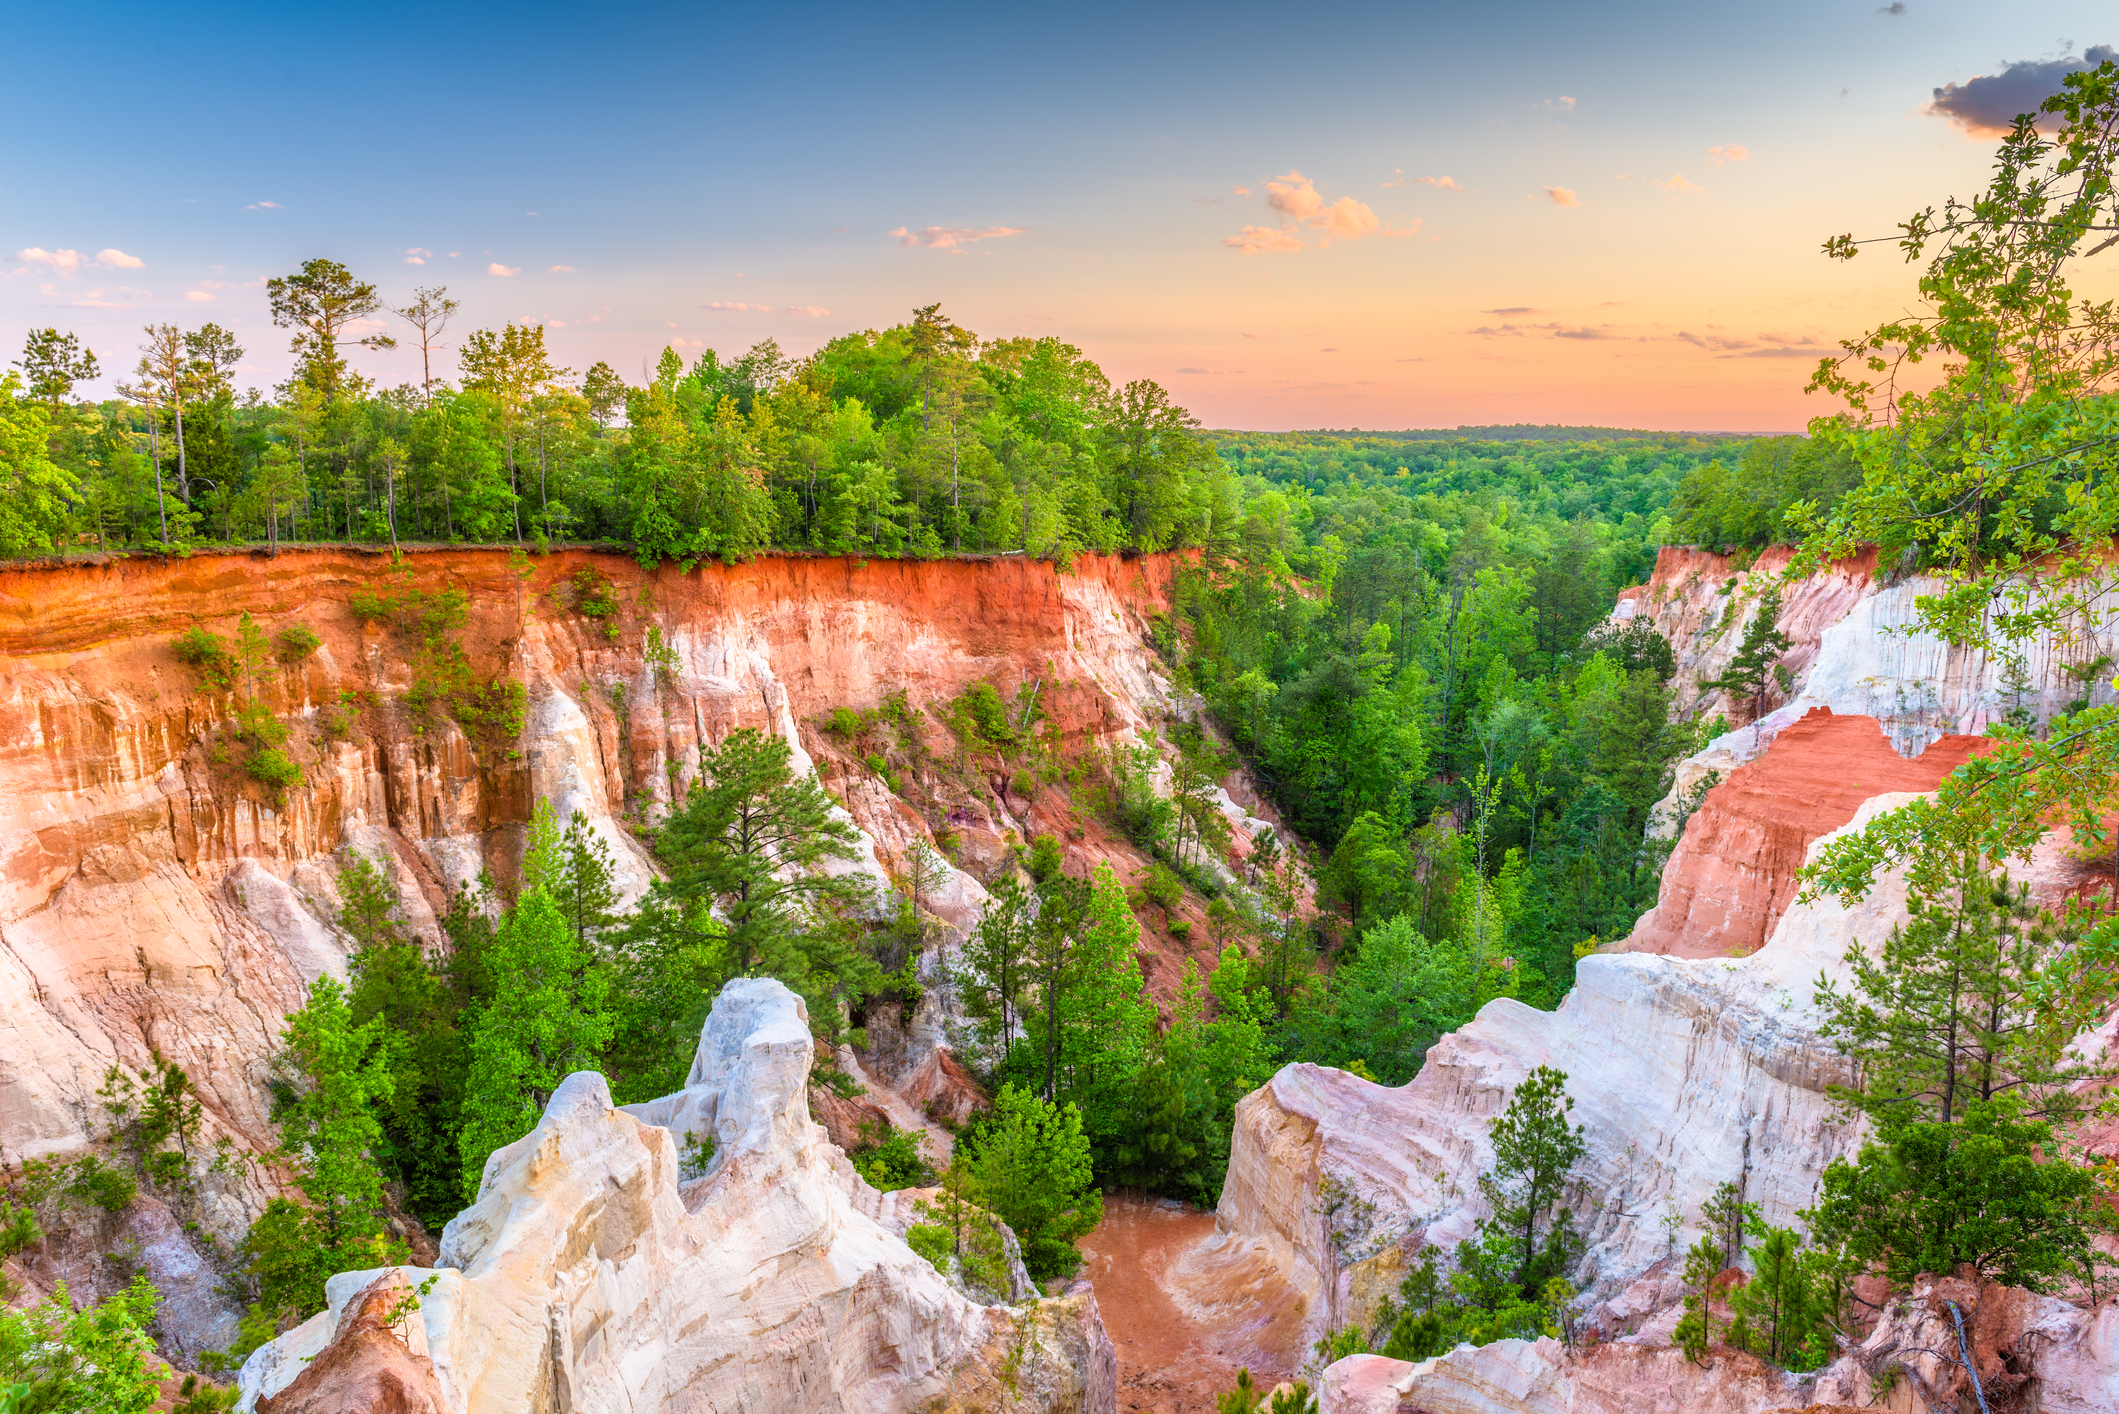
[{"x1": 1082, "y1": 1196, "x2": 1302, "y2": 1413}]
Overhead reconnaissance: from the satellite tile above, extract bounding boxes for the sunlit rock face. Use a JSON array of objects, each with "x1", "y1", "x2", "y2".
[
  {"x1": 239, "y1": 977, "x2": 1117, "y2": 1414},
  {"x1": 1214, "y1": 798, "x2": 1922, "y2": 1356},
  {"x1": 0, "y1": 547, "x2": 1277, "y2": 1368}
]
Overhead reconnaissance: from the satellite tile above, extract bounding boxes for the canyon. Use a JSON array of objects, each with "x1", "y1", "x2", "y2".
[{"x1": 4, "y1": 541, "x2": 2118, "y2": 1413}]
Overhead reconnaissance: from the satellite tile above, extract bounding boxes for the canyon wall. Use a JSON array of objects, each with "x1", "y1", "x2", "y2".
[
  {"x1": 238, "y1": 977, "x2": 1117, "y2": 1414},
  {"x1": 0, "y1": 546, "x2": 1243, "y2": 1202},
  {"x1": 1213, "y1": 796, "x2": 1915, "y2": 1356}
]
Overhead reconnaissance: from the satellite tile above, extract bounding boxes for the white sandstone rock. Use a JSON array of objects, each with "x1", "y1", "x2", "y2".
[
  {"x1": 1215, "y1": 795, "x2": 1923, "y2": 1352},
  {"x1": 239, "y1": 976, "x2": 1116, "y2": 1414}
]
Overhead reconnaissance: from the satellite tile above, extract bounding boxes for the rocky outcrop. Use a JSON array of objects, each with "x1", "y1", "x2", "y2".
[
  {"x1": 1213, "y1": 798, "x2": 1925, "y2": 1355},
  {"x1": 238, "y1": 977, "x2": 1116, "y2": 1414},
  {"x1": 1621, "y1": 708, "x2": 1985, "y2": 958},
  {"x1": 1320, "y1": 1271, "x2": 2119, "y2": 1413},
  {"x1": 1615, "y1": 544, "x2": 2119, "y2": 831}
]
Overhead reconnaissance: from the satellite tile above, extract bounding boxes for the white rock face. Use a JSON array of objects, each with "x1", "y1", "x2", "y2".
[
  {"x1": 1320, "y1": 1273, "x2": 2119, "y2": 1413},
  {"x1": 1215, "y1": 797, "x2": 1924, "y2": 1351},
  {"x1": 238, "y1": 977, "x2": 1116, "y2": 1414},
  {"x1": 1619, "y1": 547, "x2": 2119, "y2": 832}
]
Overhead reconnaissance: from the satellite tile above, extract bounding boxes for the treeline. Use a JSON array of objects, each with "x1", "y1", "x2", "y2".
[{"x1": 0, "y1": 267, "x2": 1221, "y2": 565}]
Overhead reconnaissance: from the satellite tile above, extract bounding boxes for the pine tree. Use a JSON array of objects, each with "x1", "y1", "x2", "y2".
[
  {"x1": 1476, "y1": 1065, "x2": 1586, "y2": 1296},
  {"x1": 1817, "y1": 849, "x2": 2093, "y2": 1125},
  {"x1": 1701, "y1": 583, "x2": 1792, "y2": 723},
  {"x1": 956, "y1": 872, "x2": 1032, "y2": 1062},
  {"x1": 456, "y1": 888, "x2": 614, "y2": 1197},
  {"x1": 654, "y1": 727, "x2": 868, "y2": 994},
  {"x1": 239, "y1": 975, "x2": 402, "y2": 1331},
  {"x1": 964, "y1": 1084, "x2": 1102, "y2": 1280},
  {"x1": 1020, "y1": 861, "x2": 1155, "y2": 1143}
]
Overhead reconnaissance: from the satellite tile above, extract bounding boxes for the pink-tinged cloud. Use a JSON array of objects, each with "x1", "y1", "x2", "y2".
[
  {"x1": 1544, "y1": 96, "x2": 1576, "y2": 111},
  {"x1": 785, "y1": 306, "x2": 831, "y2": 317},
  {"x1": 706, "y1": 300, "x2": 771, "y2": 312},
  {"x1": 1244, "y1": 170, "x2": 1389, "y2": 248},
  {"x1": 1265, "y1": 170, "x2": 1324, "y2": 222},
  {"x1": 890, "y1": 225, "x2": 1025, "y2": 251},
  {"x1": 1224, "y1": 225, "x2": 1307, "y2": 254},
  {"x1": 1657, "y1": 174, "x2": 1705, "y2": 195},
  {"x1": 184, "y1": 290, "x2": 216, "y2": 302},
  {"x1": 13, "y1": 247, "x2": 83, "y2": 273},
  {"x1": 488, "y1": 263, "x2": 520, "y2": 276},
  {"x1": 549, "y1": 264, "x2": 575, "y2": 273},
  {"x1": 1232, "y1": 186, "x2": 1251, "y2": 196},
  {"x1": 1542, "y1": 186, "x2": 1581, "y2": 206},
  {"x1": 95, "y1": 248, "x2": 143, "y2": 269},
  {"x1": 1708, "y1": 144, "x2": 1750, "y2": 164},
  {"x1": 1417, "y1": 175, "x2": 1463, "y2": 190},
  {"x1": 246, "y1": 201, "x2": 279, "y2": 209}
]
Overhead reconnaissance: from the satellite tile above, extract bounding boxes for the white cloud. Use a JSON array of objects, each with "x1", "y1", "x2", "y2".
[
  {"x1": 488, "y1": 263, "x2": 520, "y2": 276},
  {"x1": 706, "y1": 300, "x2": 771, "y2": 312},
  {"x1": 185, "y1": 290, "x2": 216, "y2": 302},
  {"x1": 1541, "y1": 186, "x2": 1582, "y2": 206},
  {"x1": 14, "y1": 247, "x2": 83, "y2": 275},
  {"x1": 890, "y1": 225, "x2": 1026, "y2": 251},
  {"x1": 1417, "y1": 175, "x2": 1463, "y2": 191},
  {"x1": 549, "y1": 264, "x2": 574, "y2": 273},
  {"x1": 95, "y1": 248, "x2": 143, "y2": 269},
  {"x1": 1708, "y1": 144, "x2": 1750, "y2": 164},
  {"x1": 405, "y1": 246, "x2": 432, "y2": 265},
  {"x1": 246, "y1": 200, "x2": 280, "y2": 210},
  {"x1": 404, "y1": 256, "x2": 425, "y2": 265},
  {"x1": 1223, "y1": 225, "x2": 1307, "y2": 254}
]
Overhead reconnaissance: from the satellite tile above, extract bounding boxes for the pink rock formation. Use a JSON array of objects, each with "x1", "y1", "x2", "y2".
[{"x1": 1623, "y1": 707, "x2": 1987, "y2": 958}]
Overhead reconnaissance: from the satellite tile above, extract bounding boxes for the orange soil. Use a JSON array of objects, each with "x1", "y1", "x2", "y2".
[{"x1": 1081, "y1": 1195, "x2": 1299, "y2": 1414}]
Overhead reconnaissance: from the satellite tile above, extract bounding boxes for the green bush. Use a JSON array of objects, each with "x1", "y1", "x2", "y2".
[
  {"x1": 274, "y1": 624, "x2": 322, "y2": 663},
  {"x1": 172, "y1": 628, "x2": 236, "y2": 690},
  {"x1": 0, "y1": 1201, "x2": 41, "y2": 1259},
  {"x1": 827, "y1": 706, "x2": 863, "y2": 737},
  {"x1": 848, "y1": 1121, "x2": 939, "y2": 1192},
  {"x1": 905, "y1": 1222, "x2": 952, "y2": 1271},
  {"x1": 246, "y1": 748, "x2": 304, "y2": 794}
]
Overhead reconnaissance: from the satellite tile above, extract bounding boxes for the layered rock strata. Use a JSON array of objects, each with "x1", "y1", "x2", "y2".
[
  {"x1": 0, "y1": 547, "x2": 1231, "y2": 1175},
  {"x1": 1621, "y1": 707, "x2": 1985, "y2": 958},
  {"x1": 1213, "y1": 798, "x2": 1920, "y2": 1355},
  {"x1": 239, "y1": 977, "x2": 1117, "y2": 1414}
]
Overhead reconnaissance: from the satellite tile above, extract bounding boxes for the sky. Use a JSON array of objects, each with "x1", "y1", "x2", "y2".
[{"x1": 2, "y1": 1, "x2": 2114, "y2": 432}]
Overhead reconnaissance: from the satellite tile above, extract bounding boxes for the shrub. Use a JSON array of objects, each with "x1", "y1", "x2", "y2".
[
  {"x1": 172, "y1": 627, "x2": 236, "y2": 690},
  {"x1": 0, "y1": 1200, "x2": 42, "y2": 1258},
  {"x1": 905, "y1": 1223, "x2": 952, "y2": 1270},
  {"x1": 274, "y1": 624, "x2": 322, "y2": 663},
  {"x1": 247, "y1": 748, "x2": 304, "y2": 795},
  {"x1": 827, "y1": 706, "x2": 863, "y2": 737},
  {"x1": 848, "y1": 1121, "x2": 939, "y2": 1192}
]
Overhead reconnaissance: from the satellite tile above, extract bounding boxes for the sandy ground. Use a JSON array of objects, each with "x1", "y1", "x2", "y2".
[{"x1": 1080, "y1": 1194, "x2": 1302, "y2": 1414}]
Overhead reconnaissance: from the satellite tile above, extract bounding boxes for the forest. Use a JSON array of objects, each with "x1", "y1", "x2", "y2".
[{"x1": 8, "y1": 53, "x2": 2119, "y2": 1399}]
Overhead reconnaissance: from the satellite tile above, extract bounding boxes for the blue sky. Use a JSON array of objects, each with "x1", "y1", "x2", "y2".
[{"x1": 4, "y1": 1, "x2": 2113, "y2": 429}]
